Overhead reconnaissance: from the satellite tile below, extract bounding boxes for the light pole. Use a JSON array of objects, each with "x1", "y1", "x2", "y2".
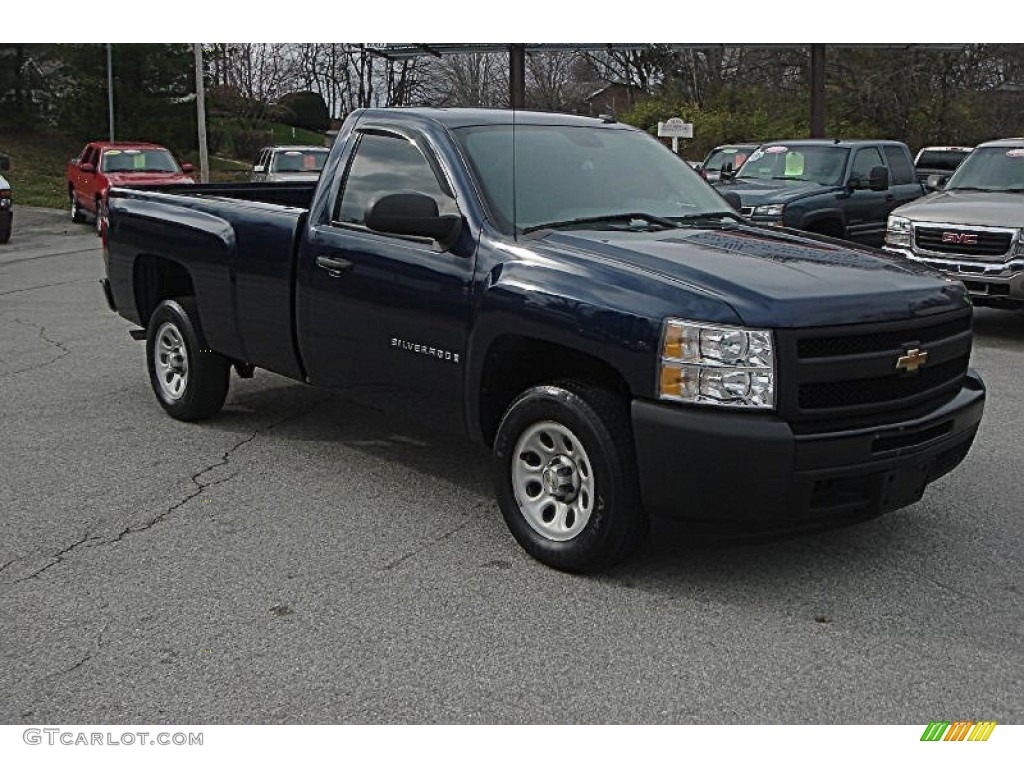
[
  {"x1": 106, "y1": 43, "x2": 114, "y2": 142},
  {"x1": 194, "y1": 43, "x2": 210, "y2": 183}
]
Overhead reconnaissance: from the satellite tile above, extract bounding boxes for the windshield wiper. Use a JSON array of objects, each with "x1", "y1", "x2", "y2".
[
  {"x1": 522, "y1": 212, "x2": 680, "y2": 234},
  {"x1": 674, "y1": 210, "x2": 746, "y2": 225}
]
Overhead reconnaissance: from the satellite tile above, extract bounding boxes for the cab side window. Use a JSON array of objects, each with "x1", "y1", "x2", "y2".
[
  {"x1": 882, "y1": 146, "x2": 915, "y2": 185},
  {"x1": 335, "y1": 132, "x2": 455, "y2": 226},
  {"x1": 850, "y1": 147, "x2": 884, "y2": 184}
]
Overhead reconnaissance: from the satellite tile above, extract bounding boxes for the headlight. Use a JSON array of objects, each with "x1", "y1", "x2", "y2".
[
  {"x1": 753, "y1": 204, "x2": 785, "y2": 218},
  {"x1": 658, "y1": 319, "x2": 775, "y2": 409},
  {"x1": 885, "y1": 215, "x2": 912, "y2": 248}
]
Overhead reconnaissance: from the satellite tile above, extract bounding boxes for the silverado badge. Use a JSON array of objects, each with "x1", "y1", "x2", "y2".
[{"x1": 896, "y1": 347, "x2": 929, "y2": 374}]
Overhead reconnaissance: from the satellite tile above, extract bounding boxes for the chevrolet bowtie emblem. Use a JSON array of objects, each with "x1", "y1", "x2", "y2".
[{"x1": 896, "y1": 348, "x2": 929, "y2": 374}]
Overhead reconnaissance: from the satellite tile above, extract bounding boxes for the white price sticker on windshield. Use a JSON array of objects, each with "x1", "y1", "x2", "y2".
[{"x1": 1006, "y1": 149, "x2": 1024, "y2": 158}]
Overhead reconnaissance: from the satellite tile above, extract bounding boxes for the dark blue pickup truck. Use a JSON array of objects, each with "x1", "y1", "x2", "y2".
[{"x1": 101, "y1": 108, "x2": 985, "y2": 572}]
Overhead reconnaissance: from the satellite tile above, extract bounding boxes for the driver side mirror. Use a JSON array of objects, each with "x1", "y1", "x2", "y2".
[
  {"x1": 925, "y1": 173, "x2": 948, "y2": 192},
  {"x1": 868, "y1": 165, "x2": 889, "y2": 191},
  {"x1": 365, "y1": 192, "x2": 463, "y2": 249},
  {"x1": 180, "y1": 163, "x2": 194, "y2": 174},
  {"x1": 253, "y1": 165, "x2": 265, "y2": 174},
  {"x1": 719, "y1": 161, "x2": 736, "y2": 181},
  {"x1": 80, "y1": 162, "x2": 96, "y2": 174}
]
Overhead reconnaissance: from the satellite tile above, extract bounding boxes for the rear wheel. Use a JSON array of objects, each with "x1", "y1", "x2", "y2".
[
  {"x1": 146, "y1": 297, "x2": 230, "y2": 421},
  {"x1": 0, "y1": 224, "x2": 10, "y2": 244},
  {"x1": 493, "y1": 381, "x2": 648, "y2": 572}
]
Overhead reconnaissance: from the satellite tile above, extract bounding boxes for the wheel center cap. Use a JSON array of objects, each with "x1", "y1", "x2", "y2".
[{"x1": 542, "y1": 456, "x2": 580, "y2": 502}]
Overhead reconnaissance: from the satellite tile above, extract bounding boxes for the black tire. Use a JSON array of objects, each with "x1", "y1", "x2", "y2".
[
  {"x1": 146, "y1": 297, "x2": 230, "y2": 421},
  {"x1": 70, "y1": 190, "x2": 85, "y2": 223},
  {"x1": 493, "y1": 381, "x2": 648, "y2": 573},
  {"x1": 0, "y1": 222, "x2": 9, "y2": 245}
]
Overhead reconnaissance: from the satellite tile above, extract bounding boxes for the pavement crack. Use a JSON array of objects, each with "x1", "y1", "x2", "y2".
[
  {"x1": 47, "y1": 615, "x2": 111, "y2": 680},
  {"x1": 382, "y1": 519, "x2": 472, "y2": 571},
  {"x1": 12, "y1": 532, "x2": 103, "y2": 584},
  {"x1": 5, "y1": 397, "x2": 332, "y2": 583},
  {"x1": 2, "y1": 318, "x2": 72, "y2": 378},
  {"x1": 0, "y1": 277, "x2": 96, "y2": 297}
]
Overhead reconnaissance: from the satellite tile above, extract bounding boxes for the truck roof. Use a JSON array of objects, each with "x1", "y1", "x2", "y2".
[
  {"x1": 759, "y1": 138, "x2": 909, "y2": 148},
  {"x1": 976, "y1": 137, "x2": 1024, "y2": 148},
  {"x1": 356, "y1": 107, "x2": 625, "y2": 130},
  {"x1": 87, "y1": 141, "x2": 171, "y2": 151}
]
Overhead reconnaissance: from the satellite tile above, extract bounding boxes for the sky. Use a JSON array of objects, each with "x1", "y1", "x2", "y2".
[{"x1": 4, "y1": 1, "x2": 1017, "y2": 44}]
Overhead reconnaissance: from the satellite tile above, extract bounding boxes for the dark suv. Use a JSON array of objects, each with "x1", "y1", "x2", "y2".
[{"x1": 714, "y1": 139, "x2": 924, "y2": 247}]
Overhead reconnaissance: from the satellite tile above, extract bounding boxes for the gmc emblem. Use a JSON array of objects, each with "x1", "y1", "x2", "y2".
[{"x1": 942, "y1": 231, "x2": 978, "y2": 245}]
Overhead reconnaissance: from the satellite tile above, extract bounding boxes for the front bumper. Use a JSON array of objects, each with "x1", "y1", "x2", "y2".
[
  {"x1": 631, "y1": 370, "x2": 985, "y2": 528},
  {"x1": 884, "y1": 245, "x2": 1024, "y2": 307}
]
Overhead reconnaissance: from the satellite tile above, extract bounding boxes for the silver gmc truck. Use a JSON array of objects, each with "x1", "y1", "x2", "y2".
[{"x1": 884, "y1": 137, "x2": 1024, "y2": 310}]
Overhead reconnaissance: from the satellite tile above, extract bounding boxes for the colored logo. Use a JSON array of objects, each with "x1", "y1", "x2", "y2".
[
  {"x1": 941, "y1": 231, "x2": 979, "y2": 245},
  {"x1": 896, "y1": 347, "x2": 929, "y2": 374},
  {"x1": 920, "y1": 721, "x2": 997, "y2": 742}
]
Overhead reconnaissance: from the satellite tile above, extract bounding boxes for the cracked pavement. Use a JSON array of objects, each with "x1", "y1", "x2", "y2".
[{"x1": 0, "y1": 207, "x2": 1021, "y2": 724}]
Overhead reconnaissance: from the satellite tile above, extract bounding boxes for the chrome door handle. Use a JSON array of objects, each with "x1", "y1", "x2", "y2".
[{"x1": 316, "y1": 255, "x2": 353, "y2": 277}]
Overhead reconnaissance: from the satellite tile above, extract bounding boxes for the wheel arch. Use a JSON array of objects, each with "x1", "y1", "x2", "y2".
[
  {"x1": 474, "y1": 334, "x2": 633, "y2": 449},
  {"x1": 133, "y1": 254, "x2": 196, "y2": 329}
]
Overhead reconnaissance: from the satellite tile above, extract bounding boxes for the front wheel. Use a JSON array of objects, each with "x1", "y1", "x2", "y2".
[
  {"x1": 70, "y1": 191, "x2": 85, "y2": 223},
  {"x1": 493, "y1": 381, "x2": 648, "y2": 572},
  {"x1": 94, "y1": 198, "x2": 106, "y2": 236},
  {"x1": 145, "y1": 297, "x2": 230, "y2": 420}
]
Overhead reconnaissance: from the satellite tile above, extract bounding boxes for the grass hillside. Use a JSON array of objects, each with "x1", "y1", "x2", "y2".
[{"x1": 0, "y1": 118, "x2": 328, "y2": 209}]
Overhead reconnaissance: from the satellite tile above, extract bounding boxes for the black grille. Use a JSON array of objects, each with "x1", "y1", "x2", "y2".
[
  {"x1": 777, "y1": 310, "x2": 973, "y2": 431},
  {"x1": 798, "y1": 315, "x2": 971, "y2": 358},
  {"x1": 799, "y1": 356, "x2": 969, "y2": 410},
  {"x1": 915, "y1": 227, "x2": 1012, "y2": 257}
]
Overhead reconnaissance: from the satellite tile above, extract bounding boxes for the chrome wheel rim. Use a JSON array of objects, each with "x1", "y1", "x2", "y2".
[
  {"x1": 154, "y1": 322, "x2": 189, "y2": 401},
  {"x1": 511, "y1": 420, "x2": 595, "y2": 542},
  {"x1": 70, "y1": 194, "x2": 78, "y2": 220},
  {"x1": 95, "y1": 200, "x2": 105, "y2": 234}
]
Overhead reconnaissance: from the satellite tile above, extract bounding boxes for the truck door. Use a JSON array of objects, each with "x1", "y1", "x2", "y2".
[
  {"x1": 843, "y1": 146, "x2": 889, "y2": 246},
  {"x1": 75, "y1": 146, "x2": 99, "y2": 210},
  {"x1": 297, "y1": 127, "x2": 476, "y2": 432}
]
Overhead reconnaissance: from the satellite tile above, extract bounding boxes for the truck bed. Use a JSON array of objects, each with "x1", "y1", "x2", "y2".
[{"x1": 105, "y1": 182, "x2": 318, "y2": 380}]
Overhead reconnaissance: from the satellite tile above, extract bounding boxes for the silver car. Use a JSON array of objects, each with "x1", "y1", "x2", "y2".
[{"x1": 251, "y1": 145, "x2": 329, "y2": 183}]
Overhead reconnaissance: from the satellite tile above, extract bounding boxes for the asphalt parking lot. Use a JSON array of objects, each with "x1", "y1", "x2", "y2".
[{"x1": 1, "y1": 206, "x2": 1021, "y2": 724}]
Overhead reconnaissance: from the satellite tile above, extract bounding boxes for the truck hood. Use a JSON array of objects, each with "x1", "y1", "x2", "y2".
[
  {"x1": 714, "y1": 178, "x2": 836, "y2": 207},
  {"x1": 0, "y1": 174, "x2": 9, "y2": 191},
  {"x1": 893, "y1": 190, "x2": 1024, "y2": 227},
  {"x1": 532, "y1": 224, "x2": 966, "y2": 328},
  {"x1": 105, "y1": 171, "x2": 195, "y2": 186}
]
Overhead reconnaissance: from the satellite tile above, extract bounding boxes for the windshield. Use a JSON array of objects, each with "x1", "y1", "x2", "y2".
[
  {"x1": 736, "y1": 145, "x2": 849, "y2": 186},
  {"x1": 100, "y1": 148, "x2": 180, "y2": 173},
  {"x1": 704, "y1": 146, "x2": 756, "y2": 173},
  {"x1": 453, "y1": 123, "x2": 732, "y2": 234},
  {"x1": 916, "y1": 149, "x2": 971, "y2": 172},
  {"x1": 945, "y1": 146, "x2": 1024, "y2": 192},
  {"x1": 271, "y1": 149, "x2": 328, "y2": 173}
]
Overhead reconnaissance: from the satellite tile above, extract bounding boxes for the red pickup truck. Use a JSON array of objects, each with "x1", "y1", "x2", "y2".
[{"x1": 68, "y1": 141, "x2": 194, "y2": 234}]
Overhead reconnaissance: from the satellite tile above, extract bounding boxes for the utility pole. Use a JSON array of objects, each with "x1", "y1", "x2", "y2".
[
  {"x1": 194, "y1": 43, "x2": 210, "y2": 183},
  {"x1": 106, "y1": 43, "x2": 115, "y2": 142}
]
